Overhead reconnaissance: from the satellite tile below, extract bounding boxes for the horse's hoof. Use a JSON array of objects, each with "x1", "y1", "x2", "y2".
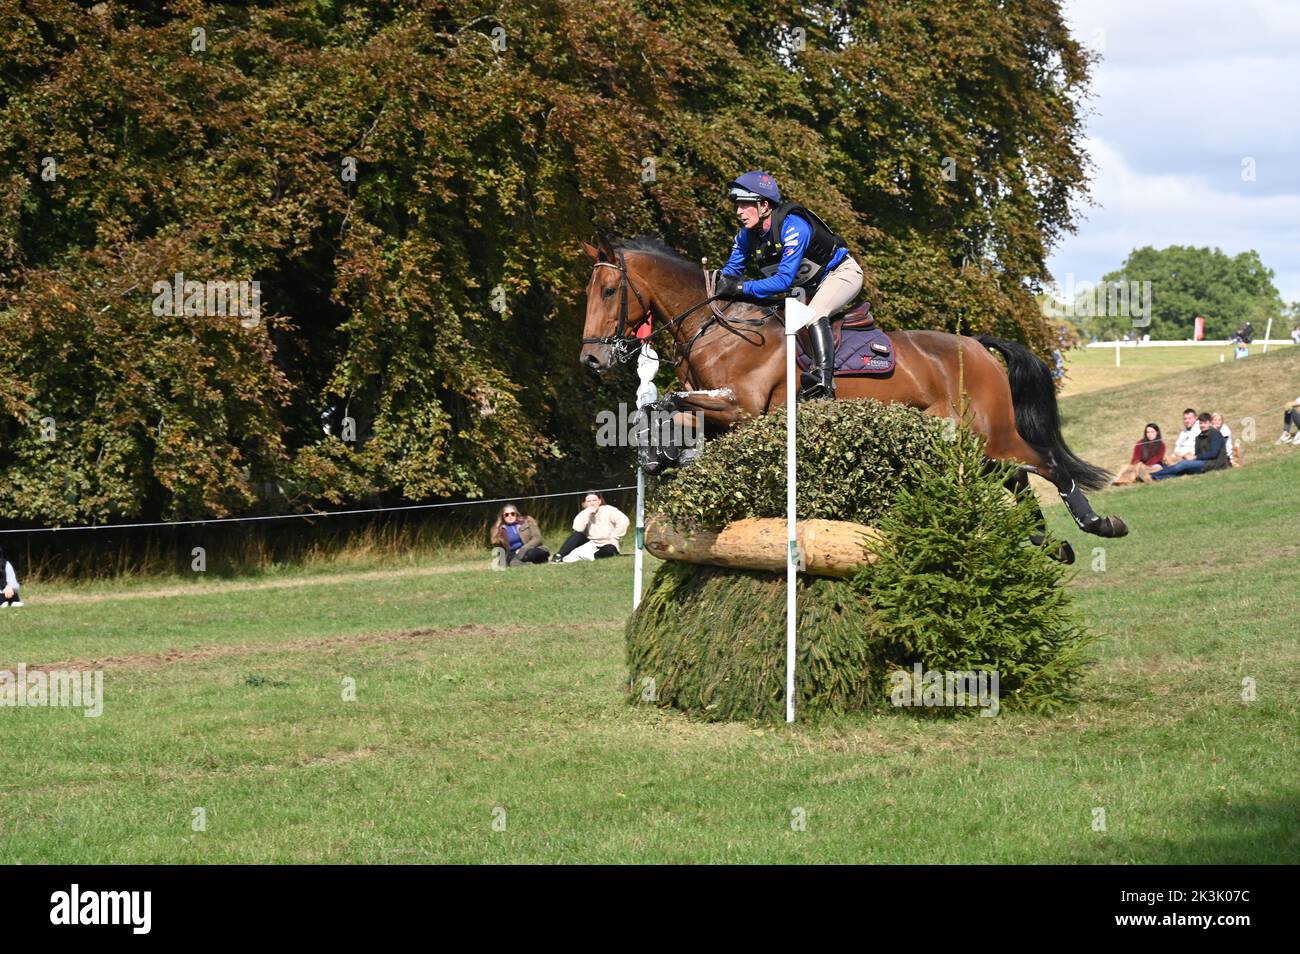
[
  {"x1": 1102, "y1": 516, "x2": 1128, "y2": 538},
  {"x1": 1055, "y1": 541, "x2": 1076, "y2": 564}
]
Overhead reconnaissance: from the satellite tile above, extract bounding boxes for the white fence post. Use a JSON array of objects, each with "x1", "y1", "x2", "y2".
[
  {"x1": 783, "y1": 299, "x2": 817, "y2": 723},
  {"x1": 632, "y1": 344, "x2": 659, "y2": 611}
]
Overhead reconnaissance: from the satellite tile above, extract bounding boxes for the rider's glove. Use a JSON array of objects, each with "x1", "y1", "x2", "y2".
[{"x1": 713, "y1": 272, "x2": 744, "y2": 299}]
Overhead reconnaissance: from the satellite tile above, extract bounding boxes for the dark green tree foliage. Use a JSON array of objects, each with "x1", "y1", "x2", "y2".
[
  {"x1": 0, "y1": 1, "x2": 1092, "y2": 521},
  {"x1": 1095, "y1": 246, "x2": 1283, "y2": 340},
  {"x1": 852, "y1": 425, "x2": 1092, "y2": 713}
]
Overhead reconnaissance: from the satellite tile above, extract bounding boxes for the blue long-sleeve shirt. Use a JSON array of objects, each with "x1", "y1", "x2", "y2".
[{"x1": 721, "y1": 213, "x2": 847, "y2": 298}]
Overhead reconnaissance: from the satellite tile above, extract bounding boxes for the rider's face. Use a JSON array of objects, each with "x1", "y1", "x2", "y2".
[{"x1": 735, "y1": 200, "x2": 767, "y2": 229}]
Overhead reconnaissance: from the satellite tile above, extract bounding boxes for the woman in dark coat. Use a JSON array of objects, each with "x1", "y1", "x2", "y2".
[{"x1": 489, "y1": 504, "x2": 549, "y2": 569}]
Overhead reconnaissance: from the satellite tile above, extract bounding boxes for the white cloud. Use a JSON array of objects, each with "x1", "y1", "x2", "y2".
[
  {"x1": 1050, "y1": 137, "x2": 1300, "y2": 300},
  {"x1": 1050, "y1": 0, "x2": 1300, "y2": 304},
  {"x1": 1064, "y1": 0, "x2": 1300, "y2": 65}
]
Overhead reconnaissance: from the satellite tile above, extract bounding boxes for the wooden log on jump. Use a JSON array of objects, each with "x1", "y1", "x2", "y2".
[{"x1": 644, "y1": 516, "x2": 884, "y2": 578}]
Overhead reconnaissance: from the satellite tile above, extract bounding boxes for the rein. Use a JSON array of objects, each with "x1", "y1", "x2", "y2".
[{"x1": 585, "y1": 253, "x2": 774, "y2": 365}]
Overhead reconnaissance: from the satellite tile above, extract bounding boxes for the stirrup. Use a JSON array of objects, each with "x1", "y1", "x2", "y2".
[{"x1": 798, "y1": 371, "x2": 834, "y2": 400}]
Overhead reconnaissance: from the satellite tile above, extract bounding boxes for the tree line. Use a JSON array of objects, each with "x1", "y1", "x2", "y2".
[{"x1": 0, "y1": 0, "x2": 1093, "y2": 523}]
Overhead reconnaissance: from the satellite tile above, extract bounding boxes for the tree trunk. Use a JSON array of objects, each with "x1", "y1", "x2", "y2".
[{"x1": 644, "y1": 516, "x2": 883, "y2": 578}]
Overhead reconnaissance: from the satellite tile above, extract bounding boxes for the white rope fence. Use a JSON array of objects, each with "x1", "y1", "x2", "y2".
[{"x1": 0, "y1": 484, "x2": 638, "y2": 535}]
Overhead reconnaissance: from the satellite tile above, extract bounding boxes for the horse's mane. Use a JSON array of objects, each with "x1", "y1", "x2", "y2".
[
  {"x1": 612, "y1": 235, "x2": 702, "y2": 269},
  {"x1": 612, "y1": 235, "x2": 682, "y2": 257}
]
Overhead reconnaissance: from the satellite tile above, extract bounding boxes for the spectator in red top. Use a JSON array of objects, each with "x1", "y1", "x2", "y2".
[{"x1": 1112, "y1": 423, "x2": 1165, "y2": 485}]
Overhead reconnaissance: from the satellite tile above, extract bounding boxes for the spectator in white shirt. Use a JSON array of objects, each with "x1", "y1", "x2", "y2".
[
  {"x1": 0, "y1": 546, "x2": 23, "y2": 607},
  {"x1": 552, "y1": 492, "x2": 630, "y2": 563},
  {"x1": 1165, "y1": 408, "x2": 1200, "y2": 464},
  {"x1": 1210, "y1": 412, "x2": 1237, "y2": 467},
  {"x1": 1210, "y1": 412, "x2": 1232, "y2": 456}
]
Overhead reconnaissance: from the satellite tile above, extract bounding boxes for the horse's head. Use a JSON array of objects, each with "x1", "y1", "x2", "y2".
[{"x1": 579, "y1": 235, "x2": 650, "y2": 372}]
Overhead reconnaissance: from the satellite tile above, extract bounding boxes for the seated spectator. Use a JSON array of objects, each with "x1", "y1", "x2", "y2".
[
  {"x1": 1165, "y1": 408, "x2": 1199, "y2": 463},
  {"x1": 1112, "y1": 423, "x2": 1165, "y2": 485},
  {"x1": 552, "y1": 492, "x2": 629, "y2": 563},
  {"x1": 0, "y1": 546, "x2": 23, "y2": 607},
  {"x1": 1210, "y1": 412, "x2": 1239, "y2": 467},
  {"x1": 489, "y1": 504, "x2": 549, "y2": 570},
  {"x1": 1278, "y1": 396, "x2": 1300, "y2": 444},
  {"x1": 1152, "y1": 413, "x2": 1229, "y2": 480}
]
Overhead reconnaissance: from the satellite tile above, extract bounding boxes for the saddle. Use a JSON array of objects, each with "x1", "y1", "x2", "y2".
[
  {"x1": 796, "y1": 300, "x2": 895, "y2": 376},
  {"x1": 829, "y1": 300, "x2": 876, "y2": 342}
]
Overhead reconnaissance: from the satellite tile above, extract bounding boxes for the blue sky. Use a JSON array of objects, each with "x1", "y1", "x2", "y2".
[{"x1": 1047, "y1": 0, "x2": 1300, "y2": 304}]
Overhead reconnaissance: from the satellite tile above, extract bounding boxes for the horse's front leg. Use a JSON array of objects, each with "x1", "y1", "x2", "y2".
[
  {"x1": 633, "y1": 389, "x2": 754, "y2": 474},
  {"x1": 660, "y1": 388, "x2": 755, "y2": 432}
]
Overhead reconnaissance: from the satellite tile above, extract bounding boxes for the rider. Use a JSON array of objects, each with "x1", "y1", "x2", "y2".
[{"x1": 711, "y1": 171, "x2": 864, "y2": 399}]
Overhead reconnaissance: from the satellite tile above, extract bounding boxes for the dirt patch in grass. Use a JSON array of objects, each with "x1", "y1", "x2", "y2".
[{"x1": 15, "y1": 620, "x2": 623, "y2": 672}]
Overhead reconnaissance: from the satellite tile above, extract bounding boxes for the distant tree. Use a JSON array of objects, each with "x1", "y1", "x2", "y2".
[{"x1": 1094, "y1": 246, "x2": 1283, "y2": 340}]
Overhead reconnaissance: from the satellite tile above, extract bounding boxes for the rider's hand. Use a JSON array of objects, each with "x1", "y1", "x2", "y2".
[{"x1": 714, "y1": 273, "x2": 744, "y2": 299}]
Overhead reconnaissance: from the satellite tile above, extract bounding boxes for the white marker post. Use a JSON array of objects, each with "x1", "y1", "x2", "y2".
[
  {"x1": 783, "y1": 298, "x2": 818, "y2": 723},
  {"x1": 1263, "y1": 317, "x2": 1273, "y2": 354},
  {"x1": 632, "y1": 343, "x2": 659, "y2": 610}
]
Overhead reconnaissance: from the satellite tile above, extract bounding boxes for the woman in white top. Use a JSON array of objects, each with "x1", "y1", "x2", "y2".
[
  {"x1": 0, "y1": 546, "x2": 23, "y2": 607},
  {"x1": 552, "y1": 492, "x2": 630, "y2": 563},
  {"x1": 1210, "y1": 412, "x2": 1233, "y2": 462}
]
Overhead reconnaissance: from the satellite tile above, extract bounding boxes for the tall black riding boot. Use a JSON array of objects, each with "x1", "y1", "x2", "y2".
[{"x1": 806, "y1": 316, "x2": 836, "y2": 399}]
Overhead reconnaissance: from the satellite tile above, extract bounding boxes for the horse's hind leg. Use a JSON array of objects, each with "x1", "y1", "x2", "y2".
[
  {"x1": 973, "y1": 378, "x2": 1127, "y2": 540},
  {"x1": 971, "y1": 335, "x2": 1126, "y2": 539},
  {"x1": 1049, "y1": 470, "x2": 1128, "y2": 537},
  {"x1": 994, "y1": 431, "x2": 1127, "y2": 538},
  {"x1": 1002, "y1": 465, "x2": 1075, "y2": 564}
]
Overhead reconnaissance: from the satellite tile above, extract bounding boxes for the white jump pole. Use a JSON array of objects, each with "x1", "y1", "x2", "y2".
[
  {"x1": 1115, "y1": 335, "x2": 1121, "y2": 367},
  {"x1": 1263, "y1": 317, "x2": 1273, "y2": 354},
  {"x1": 632, "y1": 343, "x2": 659, "y2": 611},
  {"x1": 783, "y1": 298, "x2": 817, "y2": 723}
]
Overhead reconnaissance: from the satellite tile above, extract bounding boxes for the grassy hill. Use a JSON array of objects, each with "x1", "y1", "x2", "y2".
[
  {"x1": 1058, "y1": 343, "x2": 1300, "y2": 476},
  {"x1": 0, "y1": 350, "x2": 1296, "y2": 863},
  {"x1": 1059, "y1": 342, "x2": 1299, "y2": 399}
]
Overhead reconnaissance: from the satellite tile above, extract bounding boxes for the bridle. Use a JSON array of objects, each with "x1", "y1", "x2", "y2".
[
  {"x1": 583, "y1": 250, "x2": 772, "y2": 366},
  {"x1": 583, "y1": 252, "x2": 654, "y2": 364}
]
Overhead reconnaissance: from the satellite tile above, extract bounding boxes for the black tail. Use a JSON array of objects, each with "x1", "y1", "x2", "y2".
[{"x1": 977, "y1": 335, "x2": 1111, "y2": 491}]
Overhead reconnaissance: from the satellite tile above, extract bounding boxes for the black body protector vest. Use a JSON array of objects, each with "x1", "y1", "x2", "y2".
[{"x1": 749, "y1": 201, "x2": 848, "y2": 290}]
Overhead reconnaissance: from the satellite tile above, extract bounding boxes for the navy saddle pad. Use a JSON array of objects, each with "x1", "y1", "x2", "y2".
[{"x1": 796, "y1": 321, "x2": 895, "y2": 377}]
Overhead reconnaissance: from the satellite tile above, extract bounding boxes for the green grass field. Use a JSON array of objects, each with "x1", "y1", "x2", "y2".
[
  {"x1": 1059, "y1": 342, "x2": 1300, "y2": 468},
  {"x1": 2, "y1": 349, "x2": 1298, "y2": 863},
  {"x1": 1060, "y1": 341, "x2": 1298, "y2": 399}
]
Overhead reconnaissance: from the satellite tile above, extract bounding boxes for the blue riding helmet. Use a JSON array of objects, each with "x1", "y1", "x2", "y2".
[{"x1": 728, "y1": 170, "x2": 781, "y2": 204}]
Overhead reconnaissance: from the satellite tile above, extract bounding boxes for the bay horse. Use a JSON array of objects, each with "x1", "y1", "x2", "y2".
[{"x1": 578, "y1": 235, "x2": 1126, "y2": 555}]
